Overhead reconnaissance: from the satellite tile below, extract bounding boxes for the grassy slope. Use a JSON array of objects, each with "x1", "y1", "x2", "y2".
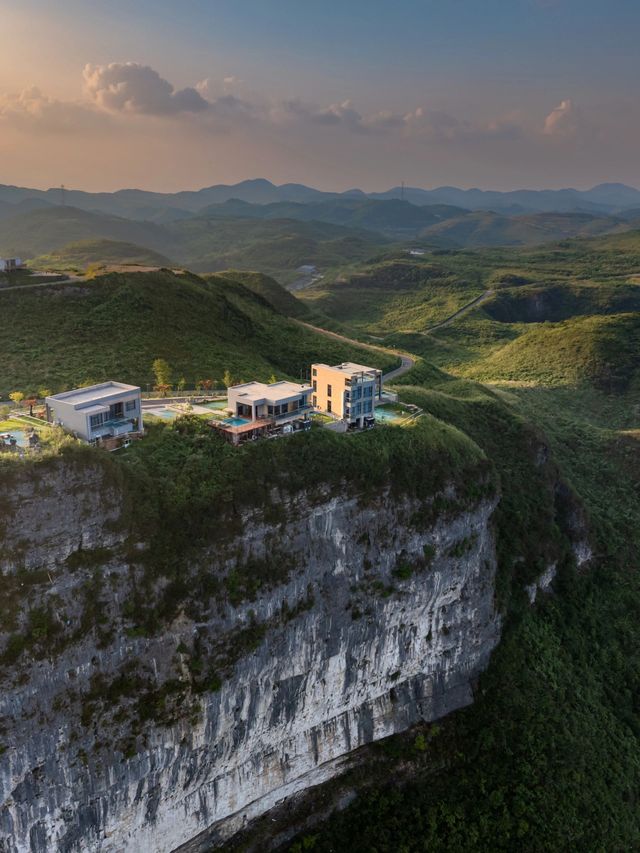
[
  {"x1": 0, "y1": 206, "x2": 385, "y2": 284},
  {"x1": 30, "y1": 239, "x2": 174, "y2": 272},
  {"x1": 283, "y1": 234, "x2": 640, "y2": 852},
  {"x1": 418, "y1": 210, "x2": 624, "y2": 248},
  {"x1": 0, "y1": 269, "x2": 396, "y2": 396},
  {"x1": 0, "y1": 207, "x2": 170, "y2": 258},
  {"x1": 298, "y1": 257, "x2": 485, "y2": 335}
]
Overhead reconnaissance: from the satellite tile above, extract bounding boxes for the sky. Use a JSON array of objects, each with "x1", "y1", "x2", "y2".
[{"x1": 1, "y1": 0, "x2": 639, "y2": 192}]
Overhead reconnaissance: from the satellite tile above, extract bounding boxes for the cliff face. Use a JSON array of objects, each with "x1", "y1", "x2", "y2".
[{"x1": 0, "y1": 460, "x2": 500, "y2": 853}]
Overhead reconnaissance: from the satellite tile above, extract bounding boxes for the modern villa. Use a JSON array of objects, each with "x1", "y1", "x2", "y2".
[
  {"x1": 0, "y1": 258, "x2": 23, "y2": 272},
  {"x1": 45, "y1": 382, "x2": 143, "y2": 445},
  {"x1": 311, "y1": 362, "x2": 382, "y2": 428},
  {"x1": 212, "y1": 380, "x2": 313, "y2": 444}
]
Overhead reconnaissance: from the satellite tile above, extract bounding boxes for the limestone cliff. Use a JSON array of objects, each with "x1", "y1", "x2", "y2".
[{"x1": 0, "y1": 458, "x2": 500, "y2": 852}]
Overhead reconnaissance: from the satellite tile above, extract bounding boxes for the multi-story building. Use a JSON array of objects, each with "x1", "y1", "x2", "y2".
[
  {"x1": 214, "y1": 380, "x2": 313, "y2": 444},
  {"x1": 45, "y1": 382, "x2": 143, "y2": 444},
  {"x1": 310, "y1": 362, "x2": 382, "y2": 427}
]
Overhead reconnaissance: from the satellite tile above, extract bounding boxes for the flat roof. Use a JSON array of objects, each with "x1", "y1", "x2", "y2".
[
  {"x1": 230, "y1": 380, "x2": 312, "y2": 403},
  {"x1": 313, "y1": 362, "x2": 380, "y2": 377},
  {"x1": 47, "y1": 381, "x2": 140, "y2": 407}
]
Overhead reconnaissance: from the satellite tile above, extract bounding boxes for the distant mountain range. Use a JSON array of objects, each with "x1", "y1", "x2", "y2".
[
  {"x1": 3, "y1": 179, "x2": 640, "y2": 278},
  {"x1": 2, "y1": 178, "x2": 640, "y2": 220}
]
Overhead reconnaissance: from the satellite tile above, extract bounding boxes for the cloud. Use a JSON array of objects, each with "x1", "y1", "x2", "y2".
[
  {"x1": 543, "y1": 99, "x2": 577, "y2": 136},
  {"x1": 0, "y1": 85, "x2": 106, "y2": 133},
  {"x1": 83, "y1": 62, "x2": 209, "y2": 115}
]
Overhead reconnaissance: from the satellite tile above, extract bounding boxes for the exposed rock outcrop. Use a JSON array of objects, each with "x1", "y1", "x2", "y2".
[{"x1": 0, "y1": 460, "x2": 500, "y2": 852}]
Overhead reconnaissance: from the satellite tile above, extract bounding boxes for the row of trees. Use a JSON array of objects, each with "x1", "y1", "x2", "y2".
[{"x1": 151, "y1": 359, "x2": 239, "y2": 397}]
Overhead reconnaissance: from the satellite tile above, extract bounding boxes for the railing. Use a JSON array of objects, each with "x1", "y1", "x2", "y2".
[{"x1": 273, "y1": 405, "x2": 312, "y2": 420}]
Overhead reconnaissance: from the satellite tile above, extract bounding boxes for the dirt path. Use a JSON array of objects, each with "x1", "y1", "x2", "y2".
[{"x1": 293, "y1": 319, "x2": 416, "y2": 382}]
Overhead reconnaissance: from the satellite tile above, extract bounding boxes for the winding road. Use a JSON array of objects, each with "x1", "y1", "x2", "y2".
[
  {"x1": 421, "y1": 289, "x2": 494, "y2": 334},
  {"x1": 293, "y1": 319, "x2": 416, "y2": 382}
]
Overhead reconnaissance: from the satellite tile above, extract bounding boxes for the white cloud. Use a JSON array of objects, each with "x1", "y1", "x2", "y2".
[
  {"x1": 83, "y1": 62, "x2": 209, "y2": 115},
  {"x1": 543, "y1": 99, "x2": 576, "y2": 135}
]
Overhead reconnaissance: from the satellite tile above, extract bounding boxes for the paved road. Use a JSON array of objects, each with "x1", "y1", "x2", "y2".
[
  {"x1": 422, "y1": 289, "x2": 494, "y2": 334},
  {"x1": 293, "y1": 319, "x2": 416, "y2": 382},
  {"x1": 0, "y1": 275, "x2": 81, "y2": 293}
]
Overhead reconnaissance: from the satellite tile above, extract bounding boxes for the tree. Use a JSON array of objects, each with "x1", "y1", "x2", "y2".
[
  {"x1": 154, "y1": 383, "x2": 171, "y2": 398},
  {"x1": 268, "y1": 373, "x2": 277, "y2": 385},
  {"x1": 38, "y1": 388, "x2": 52, "y2": 400},
  {"x1": 24, "y1": 397, "x2": 38, "y2": 417},
  {"x1": 177, "y1": 377, "x2": 187, "y2": 393},
  {"x1": 9, "y1": 391, "x2": 24, "y2": 407},
  {"x1": 223, "y1": 369, "x2": 234, "y2": 389},
  {"x1": 152, "y1": 358, "x2": 172, "y2": 388},
  {"x1": 201, "y1": 378, "x2": 213, "y2": 392}
]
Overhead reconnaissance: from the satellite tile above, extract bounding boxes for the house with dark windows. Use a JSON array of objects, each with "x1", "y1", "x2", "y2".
[
  {"x1": 45, "y1": 382, "x2": 143, "y2": 445},
  {"x1": 213, "y1": 380, "x2": 313, "y2": 444},
  {"x1": 310, "y1": 362, "x2": 382, "y2": 428}
]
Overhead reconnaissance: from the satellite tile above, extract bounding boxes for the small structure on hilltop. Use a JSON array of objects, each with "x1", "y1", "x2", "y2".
[
  {"x1": 311, "y1": 362, "x2": 382, "y2": 429},
  {"x1": 212, "y1": 379, "x2": 313, "y2": 445},
  {"x1": 0, "y1": 258, "x2": 24, "y2": 272},
  {"x1": 45, "y1": 381, "x2": 144, "y2": 447}
]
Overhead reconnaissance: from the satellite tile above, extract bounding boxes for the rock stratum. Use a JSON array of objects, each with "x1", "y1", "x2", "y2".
[{"x1": 0, "y1": 456, "x2": 501, "y2": 852}]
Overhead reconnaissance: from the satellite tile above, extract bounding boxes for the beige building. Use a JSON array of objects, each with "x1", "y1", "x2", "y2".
[{"x1": 311, "y1": 362, "x2": 382, "y2": 427}]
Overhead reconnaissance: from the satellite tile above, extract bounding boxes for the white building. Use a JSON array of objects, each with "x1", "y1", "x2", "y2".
[
  {"x1": 45, "y1": 382, "x2": 143, "y2": 443},
  {"x1": 228, "y1": 380, "x2": 313, "y2": 424},
  {"x1": 0, "y1": 258, "x2": 23, "y2": 272}
]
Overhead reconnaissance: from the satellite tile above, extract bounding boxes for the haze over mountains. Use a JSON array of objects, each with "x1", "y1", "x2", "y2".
[
  {"x1": 3, "y1": 178, "x2": 640, "y2": 281},
  {"x1": 2, "y1": 178, "x2": 640, "y2": 220}
]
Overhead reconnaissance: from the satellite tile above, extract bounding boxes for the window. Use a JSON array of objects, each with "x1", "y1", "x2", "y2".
[
  {"x1": 313, "y1": 395, "x2": 317, "y2": 407},
  {"x1": 125, "y1": 399, "x2": 136, "y2": 412},
  {"x1": 365, "y1": 385, "x2": 373, "y2": 397},
  {"x1": 364, "y1": 401, "x2": 372, "y2": 413},
  {"x1": 312, "y1": 380, "x2": 317, "y2": 391},
  {"x1": 327, "y1": 400, "x2": 332, "y2": 413},
  {"x1": 312, "y1": 368, "x2": 317, "y2": 377},
  {"x1": 327, "y1": 384, "x2": 332, "y2": 397},
  {"x1": 89, "y1": 413, "x2": 104, "y2": 429}
]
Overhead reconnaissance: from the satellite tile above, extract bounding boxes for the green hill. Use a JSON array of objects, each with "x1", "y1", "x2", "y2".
[
  {"x1": 0, "y1": 206, "x2": 384, "y2": 283},
  {"x1": 197, "y1": 198, "x2": 468, "y2": 237},
  {"x1": 0, "y1": 206, "x2": 170, "y2": 258},
  {"x1": 209, "y1": 270, "x2": 309, "y2": 318},
  {"x1": 419, "y1": 210, "x2": 624, "y2": 248},
  {"x1": 461, "y1": 313, "x2": 640, "y2": 391},
  {"x1": 0, "y1": 269, "x2": 396, "y2": 396},
  {"x1": 31, "y1": 239, "x2": 174, "y2": 272},
  {"x1": 297, "y1": 257, "x2": 486, "y2": 334}
]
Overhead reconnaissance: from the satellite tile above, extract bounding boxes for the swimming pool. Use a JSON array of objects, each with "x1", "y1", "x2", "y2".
[
  {"x1": 223, "y1": 416, "x2": 250, "y2": 427},
  {"x1": 0, "y1": 428, "x2": 27, "y2": 447},
  {"x1": 375, "y1": 406, "x2": 405, "y2": 424},
  {"x1": 143, "y1": 406, "x2": 178, "y2": 420}
]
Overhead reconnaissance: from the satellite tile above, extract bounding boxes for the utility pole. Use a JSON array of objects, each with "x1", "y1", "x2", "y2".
[
  {"x1": 400, "y1": 181, "x2": 405, "y2": 201},
  {"x1": 60, "y1": 184, "x2": 66, "y2": 206}
]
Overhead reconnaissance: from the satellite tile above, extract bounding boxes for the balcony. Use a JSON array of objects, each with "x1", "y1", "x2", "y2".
[
  {"x1": 273, "y1": 404, "x2": 312, "y2": 421},
  {"x1": 91, "y1": 418, "x2": 135, "y2": 438}
]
